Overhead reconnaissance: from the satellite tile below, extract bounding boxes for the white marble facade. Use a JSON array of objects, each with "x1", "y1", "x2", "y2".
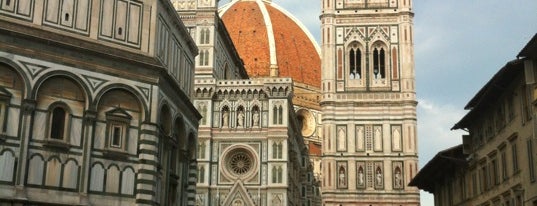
[
  {"x1": 0, "y1": 0, "x2": 201, "y2": 204},
  {"x1": 320, "y1": 0, "x2": 420, "y2": 205}
]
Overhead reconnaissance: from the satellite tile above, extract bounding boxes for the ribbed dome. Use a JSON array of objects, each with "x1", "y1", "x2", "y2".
[{"x1": 220, "y1": 0, "x2": 321, "y2": 88}]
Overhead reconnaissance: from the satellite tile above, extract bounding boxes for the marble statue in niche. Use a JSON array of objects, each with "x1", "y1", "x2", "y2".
[
  {"x1": 338, "y1": 166, "x2": 347, "y2": 187},
  {"x1": 357, "y1": 166, "x2": 364, "y2": 186},
  {"x1": 237, "y1": 110, "x2": 244, "y2": 127},
  {"x1": 375, "y1": 167, "x2": 383, "y2": 186},
  {"x1": 222, "y1": 107, "x2": 229, "y2": 127},
  {"x1": 252, "y1": 110, "x2": 260, "y2": 127},
  {"x1": 394, "y1": 167, "x2": 402, "y2": 188}
]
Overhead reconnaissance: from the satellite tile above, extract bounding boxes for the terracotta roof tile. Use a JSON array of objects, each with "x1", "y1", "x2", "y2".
[{"x1": 221, "y1": 1, "x2": 321, "y2": 87}]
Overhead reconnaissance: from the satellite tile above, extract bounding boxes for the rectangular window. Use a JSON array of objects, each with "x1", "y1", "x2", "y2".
[
  {"x1": 480, "y1": 166, "x2": 487, "y2": 192},
  {"x1": 496, "y1": 105, "x2": 505, "y2": 130},
  {"x1": 111, "y1": 125, "x2": 122, "y2": 147},
  {"x1": 521, "y1": 86, "x2": 531, "y2": 123},
  {"x1": 528, "y1": 139, "x2": 535, "y2": 182},
  {"x1": 106, "y1": 114, "x2": 130, "y2": 152},
  {"x1": 508, "y1": 95, "x2": 515, "y2": 121},
  {"x1": 491, "y1": 159, "x2": 499, "y2": 185},
  {"x1": 512, "y1": 143, "x2": 519, "y2": 173},
  {"x1": 0, "y1": 101, "x2": 5, "y2": 134},
  {"x1": 501, "y1": 151, "x2": 508, "y2": 180},
  {"x1": 51, "y1": 107, "x2": 67, "y2": 140}
]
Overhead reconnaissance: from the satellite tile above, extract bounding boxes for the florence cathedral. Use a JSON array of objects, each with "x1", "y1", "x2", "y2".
[{"x1": 0, "y1": 0, "x2": 418, "y2": 205}]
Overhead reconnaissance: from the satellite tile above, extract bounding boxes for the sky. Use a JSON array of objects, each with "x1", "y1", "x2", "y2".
[{"x1": 218, "y1": 0, "x2": 537, "y2": 204}]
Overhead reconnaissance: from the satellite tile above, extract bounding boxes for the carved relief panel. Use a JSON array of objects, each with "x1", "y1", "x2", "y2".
[
  {"x1": 355, "y1": 125, "x2": 365, "y2": 151},
  {"x1": 336, "y1": 125, "x2": 347, "y2": 151},
  {"x1": 373, "y1": 125, "x2": 383, "y2": 151},
  {"x1": 391, "y1": 125, "x2": 402, "y2": 152}
]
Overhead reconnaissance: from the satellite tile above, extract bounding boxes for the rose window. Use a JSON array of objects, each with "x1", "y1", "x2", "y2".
[{"x1": 225, "y1": 148, "x2": 255, "y2": 176}]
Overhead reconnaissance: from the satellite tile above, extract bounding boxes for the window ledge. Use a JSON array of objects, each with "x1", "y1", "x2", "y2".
[
  {"x1": 43, "y1": 139, "x2": 71, "y2": 149},
  {"x1": 103, "y1": 149, "x2": 129, "y2": 160}
]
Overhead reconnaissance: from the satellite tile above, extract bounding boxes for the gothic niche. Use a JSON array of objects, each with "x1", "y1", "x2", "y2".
[
  {"x1": 357, "y1": 165, "x2": 365, "y2": 187},
  {"x1": 221, "y1": 106, "x2": 230, "y2": 128},
  {"x1": 236, "y1": 106, "x2": 245, "y2": 128},
  {"x1": 251, "y1": 105, "x2": 260, "y2": 127},
  {"x1": 393, "y1": 166, "x2": 403, "y2": 189},
  {"x1": 296, "y1": 109, "x2": 315, "y2": 137},
  {"x1": 375, "y1": 166, "x2": 383, "y2": 189},
  {"x1": 338, "y1": 165, "x2": 347, "y2": 188}
]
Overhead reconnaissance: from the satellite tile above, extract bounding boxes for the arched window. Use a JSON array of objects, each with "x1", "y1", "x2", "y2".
[
  {"x1": 198, "y1": 141, "x2": 205, "y2": 159},
  {"x1": 272, "y1": 166, "x2": 277, "y2": 183},
  {"x1": 0, "y1": 88, "x2": 11, "y2": 135},
  {"x1": 277, "y1": 143, "x2": 283, "y2": 159},
  {"x1": 199, "y1": 29, "x2": 205, "y2": 44},
  {"x1": 223, "y1": 64, "x2": 229, "y2": 79},
  {"x1": 50, "y1": 106, "x2": 67, "y2": 140},
  {"x1": 372, "y1": 47, "x2": 386, "y2": 79},
  {"x1": 272, "y1": 106, "x2": 278, "y2": 125},
  {"x1": 272, "y1": 141, "x2": 283, "y2": 159},
  {"x1": 272, "y1": 142, "x2": 278, "y2": 159},
  {"x1": 272, "y1": 166, "x2": 283, "y2": 183},
  {"x1": 199, "y1": 28, "x2": 210, "y2": 44},
  {"x1": 198, "y1": 166, "x2": 205, "y2": 183},
  {"x1": 348, "y1": 47, "x2": 362, "y2": 79},
  {"x1": 199, "y1": 50, "x2": 210, "y2": 66},
  {"x1": 278, "y1": 105, "x2": 283, "y2": 124},
  {"x1": 277, "y1": 166, "x2": 283, "y2": 183}
]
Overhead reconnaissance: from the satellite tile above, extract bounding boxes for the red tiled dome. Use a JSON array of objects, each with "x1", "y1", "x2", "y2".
[{"x1": 220, "y1": 0, "x2": 321, "y2": 88}]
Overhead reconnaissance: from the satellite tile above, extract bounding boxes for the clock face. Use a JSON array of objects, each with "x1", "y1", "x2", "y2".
[{"x1": 297, "y1": 109, "x2": 316, "y2": 137}]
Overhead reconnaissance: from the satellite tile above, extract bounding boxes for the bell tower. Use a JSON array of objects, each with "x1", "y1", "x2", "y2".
[{"x1": 320, "y1": 0, "x2": 419, "y2": 205}]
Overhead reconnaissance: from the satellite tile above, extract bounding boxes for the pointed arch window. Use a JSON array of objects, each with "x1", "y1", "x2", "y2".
[
  {"x1": 198, "y1": 166, "x2": 205, "y2": 183},
  {"x1": 199, "y1": 28, "x2": 210, "y2": 44},
  {"x1": 273, "y1": 106, "x2": 278, "y2": 125},
  {"x1": 272, "y1": 141, "x2": 283, "y2": 159},
  {"x1": 349, "y1": 47, "x2": 362, "y2": 79},
  {"x1": 272, "y1": 166, "x2": 283, "y2": 183},
  {"x1": 278, "y1": 105, "x2": 283, "y2": 124},
  {"x1": 199, "y1": 50, "x2": 210, "y2": 66},
  {"x1": 373, "y1": 47, "x2": 386, "y2": 79},
  {"x1": 198, "y1": 141, "x2": 206, "y2": 159}
]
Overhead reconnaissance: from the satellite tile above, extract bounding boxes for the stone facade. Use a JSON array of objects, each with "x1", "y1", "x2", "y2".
[
  {"x1": 0, "y1": 0, "x2": 201, "y2": 205},
  {"x1": 174, "y1": 0, "x2": 317, "y2": 205},
  {"x1": 320, "y1": 0, "x2": 420, "y2": 205},
  {"x1": 410, "y1": 34, "x2": 537, "y2": 206}
]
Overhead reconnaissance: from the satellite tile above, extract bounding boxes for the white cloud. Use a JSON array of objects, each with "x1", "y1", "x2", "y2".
[
  {"x1": 417, "y1": 98, "x2": 467, "y2": 205},
  {"x1": 417, "y1": 98, "x2": 466, "y2": 165}
]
